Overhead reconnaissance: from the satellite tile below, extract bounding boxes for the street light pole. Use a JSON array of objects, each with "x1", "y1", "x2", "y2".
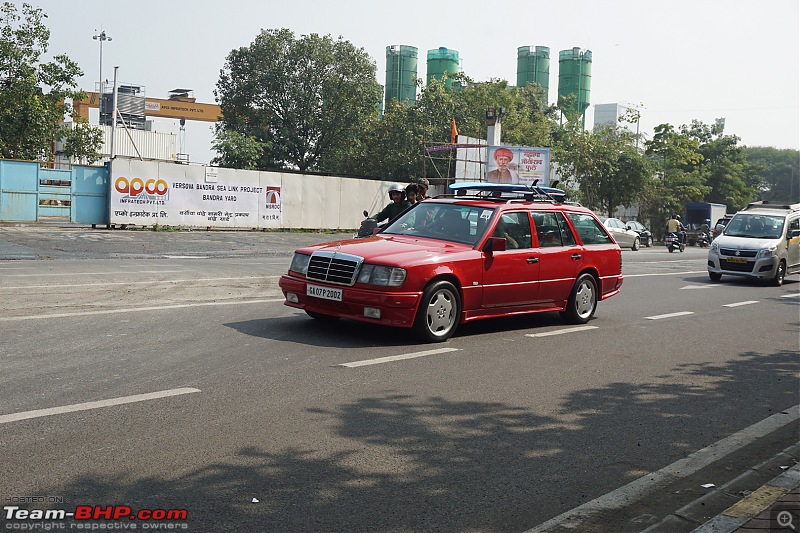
[{"x1": 92, "y1": 30, "x2": 112, "y2": 114}]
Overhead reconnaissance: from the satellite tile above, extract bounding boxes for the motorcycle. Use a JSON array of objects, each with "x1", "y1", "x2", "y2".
[
  {"x1": 355, "y1": 210, "x2": 378, "y2": 239},
  {"x1": 696, "y1": 232, "x2": 711, "y2": 248},
  {"x1": 665, "y1": 232, "x2": 685, "y2": 253}
]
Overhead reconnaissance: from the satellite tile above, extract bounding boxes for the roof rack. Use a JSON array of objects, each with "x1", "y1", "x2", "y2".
[
  {"x1": 444, "y1": 181, "x2": 567, "y2": 204},
  {"x1": 745, "y1": 201, "x2": 800, "y2": 211}
]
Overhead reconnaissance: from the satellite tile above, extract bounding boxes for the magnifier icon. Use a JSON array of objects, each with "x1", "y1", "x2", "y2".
[{"x1": 778, "y1": 510, "x2": 796, "y2": 530}]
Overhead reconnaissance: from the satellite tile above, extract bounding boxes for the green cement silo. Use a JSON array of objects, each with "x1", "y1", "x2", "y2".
[
  {"x1": 516, "y1": 46, "x2": 550, "y2": 101},
  {"x1": 426, "y1": 47, "x2": 459, "y2": 88},
  {"x1": 385, "y1": 45, "x2": 418, "y2": 108},
  {"x1": 557, "y1": 47, "x2": 592, "y2": 120}
]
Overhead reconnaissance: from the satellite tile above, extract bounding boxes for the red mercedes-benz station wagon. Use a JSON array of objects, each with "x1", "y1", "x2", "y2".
[{"x1": 279, "y1": 184, "x2": 623, "y2": 342}]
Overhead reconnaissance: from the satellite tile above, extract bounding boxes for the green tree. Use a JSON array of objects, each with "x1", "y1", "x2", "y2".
[
  {"x1": 553, "y1": 118, "x2": 651, "y2": 216},
  {"x1": 361, "y1": 76, "x2": 558, "y2": 184},
  {"x1": 211, "y1": 130, "x2": 268, "y2": 170},
  {"x1": 744, "y1": 146, "x2": 800, "y2": 203},
  {"x1": 214, "y1": 29, "x2": 382, "y2": 173},
  {"x1": 680, "y1": 120, "x2": 756, "y2": 211},
  {"x1": 60, "y1": 120, "x2": 103, "y2": 164},
  {"x1": 643, "y1": 123, "x2": 706, "y2": 232},
  {"x1": 0, "y1": 2, "x2": 91, "y2": 161}
]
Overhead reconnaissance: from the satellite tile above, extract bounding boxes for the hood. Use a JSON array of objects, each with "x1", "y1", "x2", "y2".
[
  {"x1": 298, "y1": 235, "x2": 474, "y2": 266},
  {"x1": 714, "y1": 235, "x2": 781, "y2": 250}
]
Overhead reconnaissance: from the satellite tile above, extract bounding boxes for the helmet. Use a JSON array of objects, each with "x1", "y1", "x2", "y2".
[
  {"x1": 674, "y1": 214, "x2": 681, "y2": 220},
  {"x1": 388, "y1": 183, "x2": 405, "y2": 200},
  {"x1": 416, "y1": 178, "x2": 430, "y2": 189}
]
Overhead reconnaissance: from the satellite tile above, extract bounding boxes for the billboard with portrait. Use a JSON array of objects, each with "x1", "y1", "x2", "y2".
[{"x1": 486, "y1": 146, "x2": 551, "y2": 186}]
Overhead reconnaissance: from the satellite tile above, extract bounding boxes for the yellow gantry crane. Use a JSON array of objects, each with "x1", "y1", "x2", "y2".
[{"x1": 73, "y1": 89, "x2": 222, "y2": 123}]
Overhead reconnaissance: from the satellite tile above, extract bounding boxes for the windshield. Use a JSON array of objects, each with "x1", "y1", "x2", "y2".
[
  {"x1": 383, "y1": 202, "x2": 496, "y2": 245},
  {"x1": 723, "y1": 213, "x2": 785, "y2": 239}
]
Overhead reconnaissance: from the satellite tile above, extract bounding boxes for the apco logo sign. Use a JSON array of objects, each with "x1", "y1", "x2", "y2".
[{"x1": 115, "y1": 176, "x2": 169, "y2": 200}]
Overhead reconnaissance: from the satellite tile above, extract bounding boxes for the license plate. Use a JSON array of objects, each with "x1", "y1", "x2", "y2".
[
  {"x1": 306, "y1": 284, "x2": 342, "y2": 301},
  {"x1": 726, "y1": 257, "x2": 747, "y2": 264}
]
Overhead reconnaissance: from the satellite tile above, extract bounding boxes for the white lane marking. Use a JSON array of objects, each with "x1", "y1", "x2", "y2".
[
  {"x1": 645, "y1": 311, "x2": 695, "y2": 320},
  {"x1": 0, "y1": 388, "x2": 201, "y2": 425},
  {"x1": 338, "y1": 348, "x2": 460, "y2": 368},
  {"x1": 524, "y1": 405, "x2": 800, "y2": 533},
  {"x1": 625, "y1": 271, "x2": 707, "y2": 278},
  {"x1": 723, "y1": 300, "x2": 759, "y2": 307},
  {"x1": 781, "y1": 293, "x2": 800, "y2": 298},
  {"x1": 0, "y1": 276, "x2": 279, "y2": 290},
  {"x1": 0, "y1": 299, "x2": 284, "y2": 321},
  {"x1": 526, "y1": 326, "x2": 598, "y2": 338},
  {"x1": 162, "y1": 255, "x2": 208, "y2": 259},
  {"x1": 3, "y1": 270, "x2": 187, "y2": 277},
  {"x1": 680, "y1": 285, "x2": 720, "y2": 290}
]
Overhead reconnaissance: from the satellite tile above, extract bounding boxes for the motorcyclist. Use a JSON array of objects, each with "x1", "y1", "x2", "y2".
[
  {"x1": 371, "y1": 183, "x2": 412, "y2": 224},
  {"x1": 666, "y1": 214, "x2": 686, "y2": 243},
  {"x1": 700, "y1": 219, "x2": 712, "y2": 243}
]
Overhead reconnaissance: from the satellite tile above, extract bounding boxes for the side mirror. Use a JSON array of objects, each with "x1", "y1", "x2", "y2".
[
  {"x1": 363, "y1": 210, "x2": 369, "y2": 218},
  {"x1": 483, "y1": 237, "x2": 507, "y2": 253},
  {"x1": 715, "y1": 224, "x2": 725, "y2": 232}
]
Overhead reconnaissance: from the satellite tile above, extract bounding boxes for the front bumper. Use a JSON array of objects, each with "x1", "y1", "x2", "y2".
[
  {"x1": 707, "y1": 252, "x2": 777, "y2": 279},
  {"x1": 278, "y1": 275, "x2": 423, "y2": 327}
]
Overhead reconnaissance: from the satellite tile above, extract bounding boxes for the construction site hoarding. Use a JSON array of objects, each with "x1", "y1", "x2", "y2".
[{"x1": 109, "y1": 158, "x2": 396, "y2": 230}]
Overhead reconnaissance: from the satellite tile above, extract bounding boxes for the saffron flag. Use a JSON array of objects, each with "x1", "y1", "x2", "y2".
[{"x1": 451, "y1": 118, "x2": 458, "y2": 144}]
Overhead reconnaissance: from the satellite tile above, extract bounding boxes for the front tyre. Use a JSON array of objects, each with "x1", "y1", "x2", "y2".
[
  {"x1": 413, "y1": 280, "x2": 460, "y2": 342},
  {"x1": 560, "y1": 274, "x2": 597, "y2": 324},
  {"x1": 771, "y1": 260, "x2": 786, "y2": 287},
  {"x1": 709, "y1": 272, "x2": 722, "y2": 281},
  {"x1": 631, "y1": 237, "x2": 640, "y2": 251}
]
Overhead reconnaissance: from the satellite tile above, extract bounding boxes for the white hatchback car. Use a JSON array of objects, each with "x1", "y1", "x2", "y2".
[{"x1": 708, "y1": 201, "x2": 800, "y2": 286}]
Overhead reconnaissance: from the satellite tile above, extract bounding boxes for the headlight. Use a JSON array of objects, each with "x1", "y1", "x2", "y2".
[
  {"x1": 289, "y1": 253, "x2": 311, "y2": 275},
  {"x1": 357, "y1": 264, "x2": 407, "y2": 287},
  {"x1": 710, "y1": 241, "x2": 719, "y2": 253},
  {"x1": 757, "y1": 246, "x2": 777, "y2": 258}
]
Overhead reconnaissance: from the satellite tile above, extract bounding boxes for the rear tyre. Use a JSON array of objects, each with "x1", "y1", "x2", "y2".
[
  {"x1": 631, "y1": 237, "x2": 640, "y2": 251},
  {"x1": 667, "y1": 244, "x2": 675, "y2": 253},
  {"x1": 413, "y1": 280, "x2": 460, "y2": 342},
  {"x1": 771, "y1": 260, "x2": 786, "y2": 287},
  {"x1": 560, "y1": 274, "x2": 597, "y2": 325},
  {"x1": 709, "y1": 272, "x2": 722, "y2": 281},
  {"x1": 306, "y1": 310, "x2": 339, "y2": 321}
]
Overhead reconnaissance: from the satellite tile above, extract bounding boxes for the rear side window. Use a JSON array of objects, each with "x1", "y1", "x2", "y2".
[
  {"x1": 566, "y1": 213, "x2": 613, "y2": 245},
  {"x1": 532, "y1": 212, "x2": 577, "y2": 247}
]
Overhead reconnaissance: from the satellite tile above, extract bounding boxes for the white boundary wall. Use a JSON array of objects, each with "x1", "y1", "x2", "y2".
[{"x1": 110, "y1": 157, "x2": 393, "y2": 230}]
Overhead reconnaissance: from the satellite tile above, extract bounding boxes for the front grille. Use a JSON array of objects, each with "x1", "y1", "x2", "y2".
[
  {"x1": 720, "y1": 259, "x2": 754, "y2": 272},
  {"x1": 306, "y1": 251, "x2": 363, "y2": 286},
  {"x1": 720, "y1": 248, "x2": 757, "y2": 257}
]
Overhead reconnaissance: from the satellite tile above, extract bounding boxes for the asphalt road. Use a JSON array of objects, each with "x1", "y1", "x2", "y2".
[{"x1": 1, "y1": 226, "x2": 798, "y2": 532}]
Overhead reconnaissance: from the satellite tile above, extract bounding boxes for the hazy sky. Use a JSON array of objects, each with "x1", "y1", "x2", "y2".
[{"x1": 33, "y1": 0, "x2": 800, "y2": 164}]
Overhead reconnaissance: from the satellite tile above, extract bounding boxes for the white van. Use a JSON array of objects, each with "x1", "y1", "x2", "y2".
[{"x1": 707, "y1": 201, "x2": 800, "y2": 286}]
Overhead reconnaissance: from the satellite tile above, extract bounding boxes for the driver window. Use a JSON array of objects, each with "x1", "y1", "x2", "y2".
[{"x1": 493, "y1": 212, "x2": 532, "y2": 249}]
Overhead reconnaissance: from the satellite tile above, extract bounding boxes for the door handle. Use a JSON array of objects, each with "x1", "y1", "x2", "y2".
[
  {"x1": 571, "y1": 254, "x2": 582, "y2": 260},
  {"x1": 526, "y1": 257, "x2": 539, "y2": 264}
]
